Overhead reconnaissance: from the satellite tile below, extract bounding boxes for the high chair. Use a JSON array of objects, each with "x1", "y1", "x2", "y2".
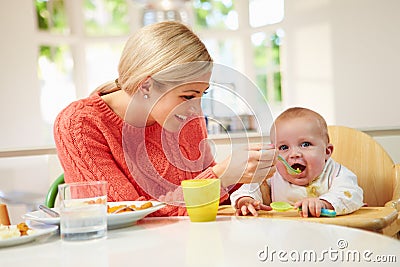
[
  {"x1": 327, "y1": 126, "x2": 399, "y2": 207},
  {"x1": 327, "y1": 125, "x2": 400, "y2": 237}
]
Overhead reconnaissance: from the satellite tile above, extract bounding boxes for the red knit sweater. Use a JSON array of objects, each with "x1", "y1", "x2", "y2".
[{"x1": 54, "y1": 93, "x2": 227, "y2": 216}]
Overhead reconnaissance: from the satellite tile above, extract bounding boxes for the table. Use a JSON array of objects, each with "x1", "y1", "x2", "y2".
[
  {"x1": 218, "y1": 205, "x2": 399, "y2": 234},
  {"x1": 0, "y1": 216, "x2": 399, "y2": 267}
]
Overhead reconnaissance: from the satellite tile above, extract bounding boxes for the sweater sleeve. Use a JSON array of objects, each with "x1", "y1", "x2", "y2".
[
  {"x1": 319, "y1": 164, "x2": 364, "y2": 215},
  {"x1": 54, "y1": 102, "x2": 140, "y2": 202},
  {"x1": 194, "y1": 166, "x2": 229, "y2": 203},
  {"x1": 229, "y1": 183, "x2": 263, "y2": 208},
  {"x1": 178, "y1": 117, "x2": 229, "y2": 203}
]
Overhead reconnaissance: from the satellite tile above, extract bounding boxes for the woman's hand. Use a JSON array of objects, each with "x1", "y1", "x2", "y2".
[
  {"x1": 235, "y1": 196, "x2": 272, "y2": 216},
  {"x1": 158, "y1": 186, "x2": 185, "y2": 206},
  {"x1": 212, "y1": 144, "x2": 277, "y2": 188}
]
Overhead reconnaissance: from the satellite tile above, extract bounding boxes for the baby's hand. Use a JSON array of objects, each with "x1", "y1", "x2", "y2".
[
  {"x1": 294, "y1": 198, "x2": 334, "y2": 217},
  {"x1": 235, "y1": 196, "x2": 272, "y2": 216}
]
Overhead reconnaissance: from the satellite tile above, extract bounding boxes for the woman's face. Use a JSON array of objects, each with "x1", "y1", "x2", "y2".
[
  {"x1": 271, "y1": 116, "x2": 333, "y2": 186},
  {"x1": 147, "y1": 72, "x2": 211, "y2": 132}
]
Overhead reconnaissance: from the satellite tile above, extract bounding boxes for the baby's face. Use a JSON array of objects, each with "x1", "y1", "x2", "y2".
[{"x1": 271, "y1": 116, "x2": 333, "y2": 186}]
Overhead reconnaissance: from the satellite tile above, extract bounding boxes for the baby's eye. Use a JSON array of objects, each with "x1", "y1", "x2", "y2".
[
  {"x1": 279, "y1": 145, "x2": 288, "y2": 151},
  {"x1": 301, "y1": 142, "x2": 311, "y2": 148}
]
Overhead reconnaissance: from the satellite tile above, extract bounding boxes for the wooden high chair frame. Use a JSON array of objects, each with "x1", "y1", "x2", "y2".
[
  {"x1": 327, "y1": 125, "x2": 400, "y2": 237},
  {"x1": 327, "y1": 126, "x2": 400, "y2": 207}
]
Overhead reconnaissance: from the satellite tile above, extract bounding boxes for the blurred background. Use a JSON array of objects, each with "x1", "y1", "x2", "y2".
[{"x1": 1, "y1": 0, "x2": 399, "y2": 223}]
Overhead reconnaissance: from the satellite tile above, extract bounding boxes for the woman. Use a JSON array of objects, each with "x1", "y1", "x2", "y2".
[{"x1": 54, "y1": 21, "x2": 276, "y2": 216}]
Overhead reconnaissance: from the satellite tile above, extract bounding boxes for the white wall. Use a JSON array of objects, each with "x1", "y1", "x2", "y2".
[
  {"x1": 0, "y1": 1, "x2": 58, "y2": 223},
  {"x1": 0, "y1": 0, "x2": 45, "y2": 149},
  {"x1": 282, "y1": 0, "x2": 400, "y2": 129}
]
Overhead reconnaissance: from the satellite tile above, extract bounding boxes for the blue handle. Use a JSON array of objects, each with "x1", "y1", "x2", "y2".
[
  {"x1": 298, "y1": 207, "x2": 337, "y2": 217},
  {"x1": 320, "y1": 208, "x2": 336, "y2": 217}
]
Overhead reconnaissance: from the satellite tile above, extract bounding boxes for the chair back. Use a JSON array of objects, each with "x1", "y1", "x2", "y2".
[
  {"x1": 45, "y1": 173, "x2": 65, "y2": 208},
  {"x1": 328, "y1": 125, "x2": 399, "y2": 207}
]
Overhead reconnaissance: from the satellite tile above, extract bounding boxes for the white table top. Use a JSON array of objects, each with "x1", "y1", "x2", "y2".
[{"x1": 1, "y1": 216, "x2": 399, "y2": 267}]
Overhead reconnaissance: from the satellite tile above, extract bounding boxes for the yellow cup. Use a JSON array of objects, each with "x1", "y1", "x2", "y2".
[{"x1": 181, "y1": 179, "x2": 220, "y2": 222}]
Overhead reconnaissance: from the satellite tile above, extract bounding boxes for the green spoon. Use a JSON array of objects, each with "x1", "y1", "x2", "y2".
[
  {"x1": 278, "y1": 155, "x2": 301, "y2": 175},
  {"x1": 271, "y1": 201, "x2": 337, "y2": 217},
  {"x1": 270, "y1": 201, "x2": 294, "y2": 211}
]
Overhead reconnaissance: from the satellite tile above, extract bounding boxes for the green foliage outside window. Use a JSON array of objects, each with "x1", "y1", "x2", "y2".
[
  {"x1": 273, "y1": 72, "x2": 282, "y2": 101},
  {"x1": 271, "y1": 33, "x2": 281, "y2": 65},
  {"x1": 253, "y1": 32, "x2": 282, "y2": 102},
  {"x1": 36, "y1": 0, "x2": 129, "y2": 36},
  {"x1": 84, "y1": 0, "x2": 129, "y2": 36},
  {"x1": 256, "y1": 74, "x2": 267, "y2": 97},
  {"x1": 193, "y1": 0, "x2": 235, "y2": 29},
  {"x1": 39, "y1": 45, "x2": 69, "y2": 70},
  {"x1": 254, "y1": 44, "x2": 267, "y2": 69},
  {"x1": 35, "y1": 0, "x2": 68, "y2": 34}
]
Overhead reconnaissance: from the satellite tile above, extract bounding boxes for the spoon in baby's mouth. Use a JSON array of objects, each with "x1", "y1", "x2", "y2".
[{"x1": 277, "y1": 155, "x2": 302, "y2": 175}]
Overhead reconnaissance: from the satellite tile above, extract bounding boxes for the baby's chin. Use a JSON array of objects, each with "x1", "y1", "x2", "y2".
[{"x1": 286, "y1": 176, "x2": 314, "y2": 186}]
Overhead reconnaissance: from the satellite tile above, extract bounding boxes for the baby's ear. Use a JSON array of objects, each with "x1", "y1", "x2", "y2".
[{"x1": 325, "y1": 143, "x2": 334, "y2": 160}]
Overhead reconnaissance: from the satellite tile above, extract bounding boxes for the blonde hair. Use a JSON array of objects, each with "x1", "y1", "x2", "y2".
[
  {"x1": 272, "y1": 107, "x2": 330, "y2": 143},
  {"x1": 95, "y1": 21, "x2": 212, "y2": 95}
]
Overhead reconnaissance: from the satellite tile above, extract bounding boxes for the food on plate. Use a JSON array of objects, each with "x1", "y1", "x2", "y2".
[
  {"x1": 107, "y1": 201, "x2": 154, "y2": 214},
  {"x1": 0, "y1": 224, "x2": 20, "y2": 240},
  {"x1": 134, "y1": 201, "x2": 153, "y2": 210},
  {"x1": 84, "y1": 198, "x2": 106, "y2": 205},
  {"x1": 0, "y1": 222, "x2": 33, "y2": 240},
  {"x1": 17, "y1": 222, "x2": 31, "y2": 236}
]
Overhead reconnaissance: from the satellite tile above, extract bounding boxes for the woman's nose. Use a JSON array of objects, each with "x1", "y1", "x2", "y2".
[
  {"x1": 188, "y1": 99, "x2": 201, "y2": 115},
  {"x1": 188, "y1": 105, "x2": 199, "y2": 116}
]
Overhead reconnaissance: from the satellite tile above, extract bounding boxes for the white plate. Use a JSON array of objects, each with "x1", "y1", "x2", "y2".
[
  {"x1": 0, "y1": 224, "x2": 58, "y2": 248},
  {"x1": 23, "y1": 201, "x2": 166, "y2": 230}
]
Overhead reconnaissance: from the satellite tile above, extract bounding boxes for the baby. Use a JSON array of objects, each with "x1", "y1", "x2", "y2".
[{"x1": 230, "y1": 107, "x2": 364, "y2": 217}]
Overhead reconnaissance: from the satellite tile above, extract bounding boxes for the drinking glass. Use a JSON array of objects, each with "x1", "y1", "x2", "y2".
[{"x1": 58, "y1": 181, "x2": 107, "y2": 241}]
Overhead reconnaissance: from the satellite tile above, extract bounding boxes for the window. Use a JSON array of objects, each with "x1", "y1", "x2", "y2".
[
  {"x1": 193, "y1": 0, "x2": 285, "y2": 134},
  {"x1": 252, "y1": 30, "x2": 284, "y2": 103},
  {"x1": 193, "y1": 0, "x2": 238, "y2": 30},
  {"x1": 35, "y1": 0, "x2": 131, "y2": 144},
  {"x1": 142, "y1": 1, "x2": 193, "y2": 26},
  {"x1": 34, "y1": 0, "x2": 284, "y2": 141},
  {"x1": 248, "y1": 0, "x2": 284, "y2": 107},
  {"x1": 249, "y1": 0, "x2": 284, "y2": 27},
  {"x1": 84, "y1": 0, "x2": 130, "y2": 36},
  {"x1": 36, "y1": 0, "x2": 75, "y2": 131},
  {"x1": 38, "y1": 44, "x2": 76, "y2": 126},
  {"x1": 35, "y1": 0, "x2": 69, "y2": 34}
]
